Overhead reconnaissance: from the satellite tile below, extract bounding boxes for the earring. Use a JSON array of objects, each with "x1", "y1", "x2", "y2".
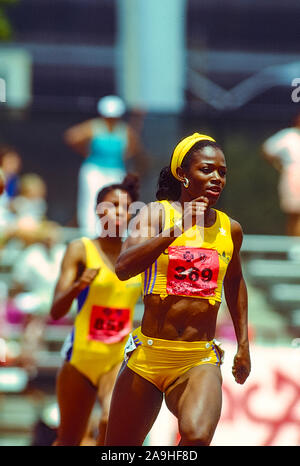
[{"x1": 183, "y1": 177, "x2": 189, "y2": 188}]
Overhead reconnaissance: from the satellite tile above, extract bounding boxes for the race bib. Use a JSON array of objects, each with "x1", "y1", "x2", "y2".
[
  {"x1": 166, "y1": 246, "x2": 219, "y2": 297},
  {"x1": 88, "y1": 305, "x2": 131, "y2": 343}
]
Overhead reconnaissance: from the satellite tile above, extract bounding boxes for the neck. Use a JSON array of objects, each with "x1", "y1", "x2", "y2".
[
  {"x1": 103, "y1": 118, "x2": 117, "y2": 132},
  {"x1": 97, "y1": 235, "x2": 122, "y2": 252},
  {"x1": 179, "y1": 189, "x2": 196, "y2": 206}
]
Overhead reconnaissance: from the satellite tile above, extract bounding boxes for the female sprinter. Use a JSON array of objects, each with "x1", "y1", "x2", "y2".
[
  {"x1": 105, "y1": 133, "x2": 251, "y2": 446},
  {"x1": 50, "y1": 174, "x2": 141, "y2": 446}
]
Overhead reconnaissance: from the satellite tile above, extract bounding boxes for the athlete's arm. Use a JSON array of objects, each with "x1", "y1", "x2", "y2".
[
  {"x1": 115, "y1": 202, "x2": 172, "y2": 280},
  {"x1": 223, "y1": 219, "x2": 251, "y2": 385},
  {"x1": 50, "y1": 240, "x2": 99, "y2": 320},
  {"x1": 115, "y1": 197, "x2": 209, "y2": 281}
]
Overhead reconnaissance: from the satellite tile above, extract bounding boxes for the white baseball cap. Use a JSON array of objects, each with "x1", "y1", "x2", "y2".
[{"x1": 97, "y1": 95, "x2": 126, "y2": 118}]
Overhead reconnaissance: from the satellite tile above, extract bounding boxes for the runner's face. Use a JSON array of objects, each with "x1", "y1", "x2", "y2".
[
  {"x1": 98, "y1": 189, "x2": 132, "y2": 237},
  {"x1": 184, "y1": 146, "x2": 227, "y2": 206}
]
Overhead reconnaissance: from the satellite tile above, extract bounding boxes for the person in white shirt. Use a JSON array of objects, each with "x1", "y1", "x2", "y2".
[
  {"x1": 262, "y1": 114, "x2": 300, "y2": 236},
  {"x1": 64, "y1": 95, "x2": 147, "y2": 237},
  {"x1": 10, "y1": 221, "x2": 67, "y2": 374},
  {"x1": 11, "y1": 221, "x2": 66, "y2": 315}
]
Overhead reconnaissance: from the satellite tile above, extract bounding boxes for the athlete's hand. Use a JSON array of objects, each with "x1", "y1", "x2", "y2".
[
  {"x1": 232, "y1": 346, "x2": 251, "y2": 384},
  {"x1": 76, "y1": 267, "x2": 100, "y2": 291},
  {"x1": 182, "y1": 196, "x2": 209, "y2": 230}
]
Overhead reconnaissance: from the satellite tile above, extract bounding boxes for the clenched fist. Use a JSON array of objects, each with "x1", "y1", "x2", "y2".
[{"x1": 77, "y1": 268, "x2": 100, "y2": 291}]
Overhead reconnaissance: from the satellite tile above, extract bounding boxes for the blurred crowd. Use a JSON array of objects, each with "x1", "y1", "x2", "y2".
[{"x1": 0, "y1": 144, "x2": 71, "y2": 373}]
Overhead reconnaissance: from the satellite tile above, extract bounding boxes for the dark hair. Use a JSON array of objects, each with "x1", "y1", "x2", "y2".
[
  {"x1": 156, "y1": 140, "x2": 221, "y2": 201},
  {"x1": 96, "y1": 173, "x2": 140, "y2": 206}
]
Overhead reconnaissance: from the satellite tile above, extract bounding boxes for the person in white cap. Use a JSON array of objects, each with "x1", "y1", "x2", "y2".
[{"x1": 64, "y1": 95, "x2": 146, "y2": 237}]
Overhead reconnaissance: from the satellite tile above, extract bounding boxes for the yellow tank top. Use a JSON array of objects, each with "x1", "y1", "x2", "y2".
[
  {"x1": 67, "y1": 237, "x2": 141, "y2": 357},
  {"x1": 142, "y1": 200, "x2": 233, "y2": 303}
]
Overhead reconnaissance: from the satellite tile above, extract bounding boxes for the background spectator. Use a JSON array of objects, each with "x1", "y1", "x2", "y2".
[
  {"x1": 0, "y1": 146, "x2": 22, "y2": 234},
  {"x1": 262, "y1": 113, "x2": 300, "y2": 236},
  {"x1": 0, "y1": 145, "x2": 22, "y2": 200},
  {"x1": 9, "y1": 221, "x2": 67, "y2": 375},
  {"x1": 64, "y1": 95, "x2": 148, "y2": 236}
]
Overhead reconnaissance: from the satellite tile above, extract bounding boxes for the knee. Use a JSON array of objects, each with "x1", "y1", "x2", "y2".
[
  {"x1": 54, "y1": 426, "x2": 84, "y2": 446},
  {"x1": 179, "y1": 421, "x2": 213, "y2": 446},
  {"x1": 54, "y1": 435, "x2": 81, "y2": 446},
  {"x1": 99, "y1": 411, "x2": 109, "y2": 430}
]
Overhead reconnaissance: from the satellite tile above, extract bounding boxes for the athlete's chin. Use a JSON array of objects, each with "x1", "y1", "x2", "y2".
[
  {"x1": 206, "y1": 192, "x2": 222, "y2": 206},
  {"x1": 207, "y1": 197, "x2": 219, "y2": 207}
]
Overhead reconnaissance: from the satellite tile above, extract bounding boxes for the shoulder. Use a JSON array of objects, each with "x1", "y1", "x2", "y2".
[
  {"x1": 66, "y1": 118, "x2": 95, "y2": 133},
  {"x1": 145, "y1": 201, "x2": 165, "y2": 226},
  {"x1": 263, "y1": 128, "x2": 292, "y2": 149},
  {"x1": 91, "y1": 118, "x2": 107, "y2": 132},
  {"x1": 137, "y1": 201, "x2": 163, "y2": 221},
  {"x1": 128, "y1": 201, "x2": 164, "y2": 238},
  {"x1": 228, "y1": 217, "x2": 243, "y2": 251},
  {"x1": 63, "y1": 238, "x2": 86, "y2": 263},
  {"x1": 266, "y1": 128, "x2": 291, "y2": 140}
]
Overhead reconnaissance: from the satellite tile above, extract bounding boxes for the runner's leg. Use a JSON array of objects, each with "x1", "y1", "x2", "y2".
[
  {"x1": 54, "y1": 361, "x2": 97, "y2": 446},
  {"x1": 165, "y1": 364, "x2": 222, "y2": 446},
  {"x1": 96, "y1": 362, "x2": 122, "y2": 445},
  {"x1": 105, "y1": 364, "x2": 163, "y2": 446}
]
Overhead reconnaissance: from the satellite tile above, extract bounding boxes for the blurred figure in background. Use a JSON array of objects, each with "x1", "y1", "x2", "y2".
[
  {"x1": 1, "y1": 172, "x2": 48, "y2": 250},
  {"x1": 11, "y1": 221, "x2": 65, "y2": 315},
  {"x1": 10, "y1": 172, "x2": 47, "y2": 224},
  {"x1": 0, "y1": 166, "x2": 5, "y2": 196},
  {"x1": 0, "y1": 145, "x2": 22, "y2": 233},
  {"x1": 0, "y1": 170, "x2": 51, "y2": 352},
  {"x1": 262, "y1": 113, "x2": 300, "y2": 236},
  {"x1": 0, "y1": 167, "x2": 6, "y2": 366},
  {"x1": 9, "y1": 221, "x2": 66, "y2": 375},
  {"x1": 0, "y1": 145, "x2": 22, "y2": 200},
  {"x1": 64, "y1": 95, "x2": 148, "y2": 237}
]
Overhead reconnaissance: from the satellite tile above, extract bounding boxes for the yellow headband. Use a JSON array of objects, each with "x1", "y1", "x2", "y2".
[{"x1": 170, "y1": 133, "x2": 216, "y2": 180}]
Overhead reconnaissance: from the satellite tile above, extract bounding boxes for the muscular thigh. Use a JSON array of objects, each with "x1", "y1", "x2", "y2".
[
  {"x1": 56, "y1": 362, "x2": 97, "y2": 444},
  {"x1": 165, "y1": 365, "x2": 222, "y2": 430},
  {"x1": 105, "y1": 365, "x2": 163, "y2": 446},
  {"x1": 97, "y1": 362, "x2": 122, "y2": 416}
]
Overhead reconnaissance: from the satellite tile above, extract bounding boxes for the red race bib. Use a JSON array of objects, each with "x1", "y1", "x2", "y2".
[
  {"x1": 167, "y1": 246, "x2": 219, "y2": 297},
  {"x1": 88, "y1": 305, "x2": 131, "y2": 343}
]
